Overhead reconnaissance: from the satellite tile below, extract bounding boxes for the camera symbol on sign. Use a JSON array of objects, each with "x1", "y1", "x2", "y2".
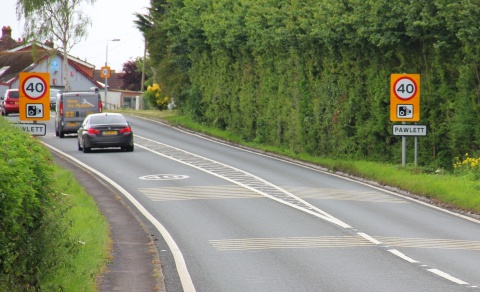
[
  {"x1": 397, "y1": 104, "x2": 413, "y2": 119},
  {"x1": 26, "y1": 104, "x2": 44, "y2": 118}
]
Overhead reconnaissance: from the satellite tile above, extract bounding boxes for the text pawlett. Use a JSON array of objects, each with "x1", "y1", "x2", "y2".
[{"x1": 392, "y1": 125, "x2": 427, "y2": 136}]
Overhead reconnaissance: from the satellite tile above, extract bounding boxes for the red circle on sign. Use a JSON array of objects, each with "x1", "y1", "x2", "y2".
[
  {"x1": 393, "y1": 77, "x2": 417, "y2": 101},
  {"x1": 21, "y1": 75, "x2": 48, "y2": 100}
]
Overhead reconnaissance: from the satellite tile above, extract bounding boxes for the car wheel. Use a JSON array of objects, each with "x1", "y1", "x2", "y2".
[
  {"x1": 59, "y1": 128, "x2": 64, "y2": 138},
  {"x1": 82, "y1": 141, "x2": 91, "y2": 153},
  {"x1": 77, "y1": 140, "x2": 83, "y2": 151},
  {"x1": 125, "y1": 145, "x2": 134, "y2": 152}
]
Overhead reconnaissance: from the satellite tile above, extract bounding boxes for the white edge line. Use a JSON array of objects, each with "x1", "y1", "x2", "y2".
[
  {"x1": 427, "y1": 268, "x2": 469, "y2": 285},
  {"x1": 42, "y1": 142, "x2": 196, "y2": 292},
  {"x1": 131, "y1": 115, "x2": 480, "y2": 226},
  {"x1": 388, "y1": 249, "x2": 418, "y2": 263}
]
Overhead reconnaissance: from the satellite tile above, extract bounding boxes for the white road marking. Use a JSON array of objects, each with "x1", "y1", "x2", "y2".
[
  {"x1": 357, "y1": 232, "x2": 382, "y2": 245},
  {"x1": 41, "y1": 143, "x2": 196, "y2": 292},
  {"x1": 427, "y1": 269, "x2": 468, "y2": 285},
  {"x1": 135, "y1": 136, "x2": 352, "y2": 229},
  {"x1": 388, "y1": 249, "x2": 419, "y2": 263}
]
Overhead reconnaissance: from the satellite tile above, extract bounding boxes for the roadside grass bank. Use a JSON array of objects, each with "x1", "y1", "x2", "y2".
[
  {"x1": 46, "y1": 165, "x2": 110, "y2": 291},
  {"x1": 0, "y1": 117, "x2": 110, "y2": 291},
  {"x1": 117, "y1": 109, "x2": 480, "y2": 216}
]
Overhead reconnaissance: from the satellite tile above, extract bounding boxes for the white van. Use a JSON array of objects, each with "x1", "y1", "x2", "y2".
[{"x1": 55, "y1": 91, "x2": 102, "y2": 138}]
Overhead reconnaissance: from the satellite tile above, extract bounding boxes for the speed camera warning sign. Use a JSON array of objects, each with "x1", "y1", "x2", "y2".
[
  {"x1": 390, "y1": 74, "x2": 420, "y2": 122},
  {"x1": 100, "y1": 66, "x2": 111, "y2": 78},
  {"x1": 19, "y1": 72, "x2": 50, "y2": 121}
]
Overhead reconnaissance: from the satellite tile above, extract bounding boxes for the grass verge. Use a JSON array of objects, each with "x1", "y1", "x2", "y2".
[{"x1": 44, "y1": 165, "x2": 110, "y2": 291}]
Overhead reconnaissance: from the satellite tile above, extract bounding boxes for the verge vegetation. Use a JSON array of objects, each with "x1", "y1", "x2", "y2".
[
  {"x1": 139, "y1": 0, "x2": 480, "y2": 171},
  {"x1": 0, "y1": 118, "x2": 109, "y2": 291}
]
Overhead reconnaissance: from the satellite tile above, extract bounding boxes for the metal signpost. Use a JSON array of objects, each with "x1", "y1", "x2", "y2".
[{"x1": 390, "y1": 74, "x2": 425, "y2": 166}]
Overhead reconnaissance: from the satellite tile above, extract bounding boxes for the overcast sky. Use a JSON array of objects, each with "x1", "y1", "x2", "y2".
[{"x1": 1, "y1": 0, "x2": 150, "y2": 72}]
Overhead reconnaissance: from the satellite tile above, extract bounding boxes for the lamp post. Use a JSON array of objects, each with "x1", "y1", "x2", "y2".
[{"x1": 105, "y1": 38, "x2": 120, "y2": 109}]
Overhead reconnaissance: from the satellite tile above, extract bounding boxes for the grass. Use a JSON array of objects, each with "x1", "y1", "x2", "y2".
[
  {"x1": 114, "y1": 108, "x2": 480, "y2": 216},
  {"x1": 43, "y1": 165, "x2": 110, "y2": 291}
]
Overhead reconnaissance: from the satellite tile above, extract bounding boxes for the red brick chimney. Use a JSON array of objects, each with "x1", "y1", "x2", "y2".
[
  {"x1": 45, "y1": 40, "x2": 54, "y2": 48},
  {"x1": 2, "y1": 26, "x2": 12, "y2": 39}
]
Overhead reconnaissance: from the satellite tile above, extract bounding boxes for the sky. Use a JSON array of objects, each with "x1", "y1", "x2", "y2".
[{"x1": 1, "y1": 0, "x2": 151, "y2": 72}]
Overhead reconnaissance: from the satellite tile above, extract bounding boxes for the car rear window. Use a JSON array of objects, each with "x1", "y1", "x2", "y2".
[
  {"x1": 90, "y1": 115, "x2": 126, "y2": 125},
  {"x1": 8, "y1": 91, "x2": 19, "y2": 98}
]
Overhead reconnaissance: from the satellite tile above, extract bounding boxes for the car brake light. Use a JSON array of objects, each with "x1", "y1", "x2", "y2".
[
  {"x1": 98, "y1": 101, "x2": 103, "y2": 113},
  {"x1": 59, "y1": 101, "x2": 63, "y2": 115},
  {"x1": 87, "y1": 128, "x2": 100, "y2": 135},
  {"x1": 119, "y1": 127, "x2": 131, "y2": 134}
]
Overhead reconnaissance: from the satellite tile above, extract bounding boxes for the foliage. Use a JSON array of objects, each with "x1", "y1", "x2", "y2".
[
  {"x1": 143, "y1": 83, "x2": 170, "y2": 110},
  {"x1": 454, "y1": 153, "x2": 480, "y2": 181},
  {"x1": 138, "y1": 0, "x2": 480, "y2": 169},
  {"x1": 120, "y1": 58, "x2": 143, "y2": 91},
  {"x1": 0, "y1": 118, "x2": 79, "y2": 290}
]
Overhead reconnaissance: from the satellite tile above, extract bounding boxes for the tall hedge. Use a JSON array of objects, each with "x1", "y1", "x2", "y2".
[
  {"x1": 145, "y1": 0, "x2": 480, "y2": 169},
  {"x1": 0, "y1": 118, "x2": 76, "y2": 290}
]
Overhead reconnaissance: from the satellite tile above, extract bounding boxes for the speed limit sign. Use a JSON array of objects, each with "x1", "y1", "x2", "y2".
[
  {"x1": 390, "y1": 74, "x2": 420, "y2": 122},
  {"x1": 19, "y1": 72, "x2": 50, "y2": 121}
]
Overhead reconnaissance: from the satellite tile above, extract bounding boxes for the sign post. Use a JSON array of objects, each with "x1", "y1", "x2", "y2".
[{"x1": 390, "y1": 74, "x2": 422, "y2": 166}]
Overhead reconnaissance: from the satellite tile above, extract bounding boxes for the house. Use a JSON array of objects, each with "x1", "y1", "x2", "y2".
[
  {"x1": 0, "y1": 26, "x2": 143, "y2": 109},
  {"x1": 93, "y1": 69, "x2": 142, "y2": 110}
]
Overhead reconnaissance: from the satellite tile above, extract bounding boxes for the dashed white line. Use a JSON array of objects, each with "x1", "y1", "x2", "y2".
[
  {"x1": 357, "y1": 232, "x2": 382, "y2": 245},
  {"x1": 427, "y1": 269, "x2": 469, "y2": 285},
  {"x1": 388, "y1": 249, "x2": 419, "y2": 263}
]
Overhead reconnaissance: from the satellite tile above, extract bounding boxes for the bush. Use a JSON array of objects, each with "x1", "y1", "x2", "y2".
[
  {"x1": 143, "y1": 83, "x2": 170, "y2": 110},
  {"x1": 0, "y1": 119, "x2": 78, "y2": 290}
]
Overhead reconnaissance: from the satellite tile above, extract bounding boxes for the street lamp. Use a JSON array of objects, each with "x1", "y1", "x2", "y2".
[{"x1": 105, "y1": 38, "x2": 120, "y2": 109}]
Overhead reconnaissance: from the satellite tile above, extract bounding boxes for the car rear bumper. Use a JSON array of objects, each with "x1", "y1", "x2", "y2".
[
  {"x1": 4, "y1": 104, "x2": 19, "y2": 113},
  {"x1": 83, "y1": 134, "x2": 134, "y2": 149}
]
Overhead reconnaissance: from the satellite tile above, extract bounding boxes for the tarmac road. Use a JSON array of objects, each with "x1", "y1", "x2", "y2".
[{"x1": 52, "y1": 150, "x2": 165, "y2": 292}]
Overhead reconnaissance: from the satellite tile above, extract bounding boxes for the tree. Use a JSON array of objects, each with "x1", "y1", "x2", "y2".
[
  {"x1": 120, "y1": 59, "x2": 143, "y2": 91},
  {"x1": 16, "y1": 0, "x2": 96, "y2": 91}
]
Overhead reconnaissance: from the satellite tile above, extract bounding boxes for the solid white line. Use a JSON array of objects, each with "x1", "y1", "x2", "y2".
[
  {"x1": 427, "y1": 269, "x2": 468, "y2": 285},
  {"x1": 357, "y1": 232, "x2": 382, "y2": 244},
  {"x1": 388, "y1": 249, "x2": 418, "y2": 263},
  {"x1": 42, "y1": 143, "x2": 196, "y2": 292}
]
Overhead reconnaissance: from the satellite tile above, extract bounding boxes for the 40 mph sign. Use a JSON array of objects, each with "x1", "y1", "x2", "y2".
[
  {"x1": 19, "y1": 72, "x2": 50, "y2": 121},
  {"x1": 390, "y1": 74, "x2": 420, "y2": 122}
]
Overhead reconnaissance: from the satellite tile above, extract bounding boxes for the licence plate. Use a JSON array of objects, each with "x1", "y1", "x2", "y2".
[
  {"x1": 67, "y1": 122, "x2": 77, "y2": 127},
  {"x1": 103, "y1": 130, "x2": 117, "y2": 136}
]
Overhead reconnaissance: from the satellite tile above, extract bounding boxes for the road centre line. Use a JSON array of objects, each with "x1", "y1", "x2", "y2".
[{"x1": 427, "y1": 269, "x2": 469, "y2": 285}]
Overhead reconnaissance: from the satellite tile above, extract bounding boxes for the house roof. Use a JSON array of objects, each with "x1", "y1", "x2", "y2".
[
  {"x1": 93, "y1": 69, "x2": 125, "y2": 90},
  {"x1": 0, "y1": 51, "x2": 44, "y2": 84},
  {"x1": 0, "y1": 48, "x2": 101, "y2": 88}
]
